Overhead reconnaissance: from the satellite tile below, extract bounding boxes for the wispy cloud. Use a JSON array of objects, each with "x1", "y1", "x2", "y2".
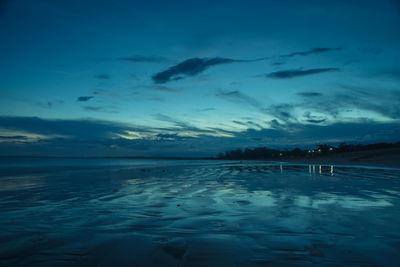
[
  {"x1": 281, "y1": 47, "x2": 342, "y2": 58},
  {"x1": 95, "y1": 74, "x2": 111, "y2": 80},
  {"x1": 82, "y1": 106, "x2": 119, "y2": 113},
  {"x1": 83, "y1": 106, "x2": 103, "y2": 111},
  {"x1": 152, "y1": 113, "x2": 216, "y2": 135},
  {"x1": 197, "y1": 108, "x2": 216, "y2": 112},
  {"x1": 233, "y1": 120, "x2": 263, "y2": 129},
  {"x1": 131, "y1": 85, "x2": 183, "y2": 93},
  {"x1": 119, "y1": 55, "x2": 170, "y2": 63},
  {"x1": 267, "y1": 68, "x2": 339, "y2": 79},
  {"x1": 332, "y1": 85, "x2": 400, "y2": 119},
  {"x1": 0, "y1": 135, "x2": 27, "y2": 140},
  {"x1": 297, "y1": 92, "x2": 323, "y2": 97},
  {"x1": 215, "y1": 90, "x2": 261, "y2": 108},
  {"x1": 292, "y1": 85, "x2": 400, "y2": 120},
  {"x1": 271, "y1": 47, "x2": 342, "y2": 66},
  {"x1": 306, "y1": 119, "x2": 326, "y2": 123},
  {"x1": 77, "y1": 96, "x2": 94, "y2": 102},
  {"x1": 263, "y1": 104, "x2": 297, "y2": 122}
]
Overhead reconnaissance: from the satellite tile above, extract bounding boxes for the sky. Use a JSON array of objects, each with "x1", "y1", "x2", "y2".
[{"x1": 0, "y1": 0, "x2": 399, "y2": 157}]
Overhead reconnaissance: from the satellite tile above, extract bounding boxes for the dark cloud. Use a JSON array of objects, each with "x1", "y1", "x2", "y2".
[
  {"x1": 216, "y1": 90, "x2": 261, "y2": 108},
  {"x1": 306, "y1": 119, "x2": 326, "y2": 124},
  {"x1": 267, "y1": 68, "x2": 339, "y2": 79},
  {"x1": 77, "y1": 96, "x2": 94, "y2": 102},
  {"x1": 95, "y1": 74, "x2": 111, "y2": 80},
  {"x1": 119, "y1": 55, "x2": 170, "y2": 63},
  {"x1": 297, "y1": 92, "x2": 323, "y2": 97},
  {"x1": 82, "y1": 106, "x2": 119, "y2": 113},
  {"x1": 152, "y1": 57, "x2": 238, "y2": 84},
  {"x1": 83, "y1": 106, "x2": 103, "y2": 111},
  {"x1": 269, "y1": 119, "x2": 283, "y2": 129},
  {"x1": 271, "y1": 61, "x2": 285, "y2": 67},
  {"x1": 303, "y1": 111, "x2": 326, "y2": 124},
  {"x1": 281, "y1": 47, "x2": 342, "y2": 58}
]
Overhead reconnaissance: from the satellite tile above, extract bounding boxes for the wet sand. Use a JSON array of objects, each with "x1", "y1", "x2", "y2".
[{"x1": 0, "y1": 159, "x2": 400, "y2": 266}]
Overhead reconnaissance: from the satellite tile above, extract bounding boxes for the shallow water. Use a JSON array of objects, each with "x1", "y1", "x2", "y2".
[{"x1": 0, "y1": 159, "x2": 400, "y2": 266}]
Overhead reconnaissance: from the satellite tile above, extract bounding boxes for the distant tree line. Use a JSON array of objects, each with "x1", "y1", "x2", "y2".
[{"x1": 216, "y1": 141, "x2": 400, "y2": 160}]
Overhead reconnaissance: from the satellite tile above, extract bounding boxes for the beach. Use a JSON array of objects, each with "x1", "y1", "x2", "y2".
[{"x1": 0, "y1": 158, "x2": 400, "y2": 266}]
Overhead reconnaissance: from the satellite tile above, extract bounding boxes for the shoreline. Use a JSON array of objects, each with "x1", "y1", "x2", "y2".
[
  {"x1": 1, "y1": 147, "x2": 400, "y2": 169},
  {"x1": 279, "y1": 147, "x2": 400, "y2": 169}
]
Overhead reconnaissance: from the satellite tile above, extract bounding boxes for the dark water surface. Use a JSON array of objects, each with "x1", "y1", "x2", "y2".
[{"x1": 0, "y1": 159, "x2": 400, "y2": 266}]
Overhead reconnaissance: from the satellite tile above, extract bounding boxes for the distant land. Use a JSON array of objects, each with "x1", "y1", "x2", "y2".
[
  {"x1": 217, "y1": 142, "x2": 400, "y2": 168},
  {"x1": 98, "y1": 141, "x2": 400, "y2": 168},
  {"x1": 2, "y1": 142, "x2": 399, "y2": 168}
]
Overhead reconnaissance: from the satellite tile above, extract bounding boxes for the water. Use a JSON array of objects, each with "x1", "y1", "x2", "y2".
[{"x1": 0, "y1": 158, "x2": 399, "y2": 266}]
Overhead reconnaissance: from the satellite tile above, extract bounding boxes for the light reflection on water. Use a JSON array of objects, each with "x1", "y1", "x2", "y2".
[
  {"x1": 0, "y1": 175, "x2": 44, "y2": 191},
  {"x1": 308, "y1": 164, "x2": 335, "y2": 176},
  {"x1": 0, "y1": 161, "x2": 400, "y2": 266}
]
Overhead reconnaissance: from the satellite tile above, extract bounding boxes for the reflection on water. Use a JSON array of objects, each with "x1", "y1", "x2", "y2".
[
  {"x1": 0, "y1": 175, "x2": 44, "y2": 191},
  {"x1": 0, "y1": 160, "x2": 400, "y2": 266},
  {"x1": 308, "y1": 164, "x2": 335, "y2": 176}
]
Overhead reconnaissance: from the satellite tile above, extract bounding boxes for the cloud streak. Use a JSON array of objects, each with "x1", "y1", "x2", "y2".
[
  {"x1": 131, "y1": 85, "x2": 183, "y2": 93},
  {"x1": 152, "y1": 113, "x2": 217, "y2": 135},
  {"x1": 119, "y1": 55, "x2": 170, "y2": 63},
  {"x1": 83, "y1": 106, "x2": 103, "y2": 111},
  {"x1": 267, "y1": 68, "x2": 339, "y2": 79},
  {"x1": 297, "y1": 92, "x2": 323, "y2": 97},
  {"x1": 281, "y1": 47, "x2": 342, "y2": 58},
  {"x1": 216, "y1": 90, "x2": 261, "y2": 108},
  {"x1": 95, "y1": 74, "x2": 111, "y2": 80},
  {"x1": 77, "y1": 96, "x2": 94, "y2": 102}
]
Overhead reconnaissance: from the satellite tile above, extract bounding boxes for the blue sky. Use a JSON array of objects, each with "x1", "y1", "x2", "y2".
[{"x1": 0, "y1": 0, "x2": 399, "y2": 156}]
